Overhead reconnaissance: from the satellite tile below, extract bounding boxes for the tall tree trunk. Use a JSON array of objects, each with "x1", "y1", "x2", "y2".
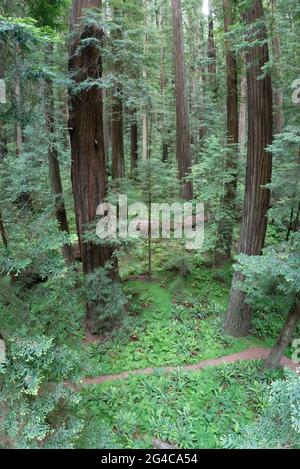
[
  {"x1": 68, "y1": 0, "x2": 111, "y2": 326},
  {"x1": 142, "y1": 108, "x2": 148, "y2": 161},
  {"x1": 0, "y1": 214, "x2": 7, "y2": 249},
  {"x1": 171, "y1": 0, "x2": 193, "y2": 200},
  {"x1": 103, "y1": 85, "x2": 111, "y2": 159},
  {"x1": 44, "y1": 46, "x2": 74, "y2": 265},
  {"x1": 0, "y1": 58, "x2": 7, "y2": 161},
  {"x1": 130, "y1": 107, "x2": 138, "y2": 175},
  {"x1": 239, "y1": 58, "x2": 247, "y2": 157},
  {"x1": 0, "y1": 53, "x2": 8, "y2": 249},
  {"x1": 215, "y1": 0, "x2": 239, "y2": 262},
  {"x1": 111, "y1": 8, "x2": 125, "y2": 179},
  {"x1": 0, "y1": 120, "x2": 6, "y2": 162},
  {"x1": 265, "y1": 302, "x2": 300, "y2": 369},
  {"x1": 224, "y1": 0, "x2": 273, "y2": 337},
  {"x1": 142, "y1": 0, "x2": 148, "y2": 162},
  {"x1": 187, "y1": 12, "x2": 197, "y2": 151},
  {"x1": 272, "y1": 35, "x2": 283, "y2": 134},
  {"x1": 199, "y1": 70, "x2": 206, "y2": 145},
  {"x1": 207, "y1": 4, "x2": 217, "y2": 97},
  {"x1": 271, "y1": 0, "x2": 284, "y2": 135},
  {"x1": 111, "y1": 93, "x2": 125, "y2": 178},
  {"x1": 158, "y1": 6, "x2": 168, "y2": 162},
  {"x1": 14, "y1": 44, "x2": 23, "y2": 158},
  {"x1": 199, "y1": 19, "x2": 207, "y2": 145},
  {"x1": 15, "y1": 53, "x2": 22, "y2": 158}
]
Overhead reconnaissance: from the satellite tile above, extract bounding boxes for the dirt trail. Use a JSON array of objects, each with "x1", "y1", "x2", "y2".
[{"x1": 70, "y1": 348, "x2": 299, "y2": 388}]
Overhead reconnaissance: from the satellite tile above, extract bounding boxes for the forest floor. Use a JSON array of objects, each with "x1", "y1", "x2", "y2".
[
  {"x1": 72, "y1": 347, "x2": 297, "y2": 386},
  {"x1": 73, "y1": 240, "x2": 295, "y2": 449}
]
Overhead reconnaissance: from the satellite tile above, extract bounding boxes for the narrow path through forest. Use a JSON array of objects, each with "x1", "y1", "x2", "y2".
[{"x1": 69, "y1": 348, "x2": 299, "y2": 388}]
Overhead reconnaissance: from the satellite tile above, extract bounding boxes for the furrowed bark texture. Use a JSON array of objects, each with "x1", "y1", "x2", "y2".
[
  {"x1": 171, "y1": 0, "x2": 193, "y2": 200},
  {"x1": 224, "y1": 0, "x2": 273, "y2": 337},
  {"x1": 68, "y1": 0, "x2": 111, "y2": 276}
]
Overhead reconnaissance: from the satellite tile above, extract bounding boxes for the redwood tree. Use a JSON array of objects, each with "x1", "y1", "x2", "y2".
[
  {"x1": 171, "y1": 0, "x2": 193, "y2": 200},
  {"x1": 0, "y1": 56, "x2": 7, "y2": 249},
  {"x1": 238, "y1": 56, "x2": 247, "y2": 157},
  {"x1": 111, "y1": 8, "x2": 125, "y2": 179},
  {"x1": 207, "y1": 7, "x2": 217, "y2": 97},
  {"x1": 215, "y1": 0, "x2": 239, "y2": 262},
  {"x1": 158, "y1": 5, "x2": 168, "y2": 162},
  {"x1": 224, "y1": 0, "x2": 273, "y2": 337},
  {"x1": 68, "y1": 0, "x2": 111, "y2": 323}
]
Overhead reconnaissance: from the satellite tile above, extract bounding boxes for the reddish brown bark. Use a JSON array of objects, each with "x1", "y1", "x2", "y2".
[
  {"x1": 207, "y1": 10, "x2": 217, "y2": 97},
  {"x1": 0, "y1": 53, "x2": 8, "y2": 248},
  {"x1": 111, "y1": 8, "x2": 125, "y2": 179},
  {"x1": 158, "y1": 6, "x2": 168, "y2": 162},
  {"x1": 215, "y1": 0, "x2": 239, "y2": 262},
  {"x1": 0, "y1": 214, "x2": 7, "y2": 249},
  {"x1": 111, "y1": 93, "x2": 125, "y2": 178},
  {"x1": 239, "y1": 57, "x2": 247, "y2": 157},
  {"x1": 272, "y1": 34, "x2": 284, "y2": 134},
  {"x1": 68, "y1": 0, "x2": 111, "y2": 284},
  {"x1": 224, "y1": 0, "x2": 273, "y2": 337},
  {"x1": 171, "y1": 0, "x2": 193, "y2": 200},
  {"x1": 271, "y1": 0, "x2": 284, "y2": 135}
]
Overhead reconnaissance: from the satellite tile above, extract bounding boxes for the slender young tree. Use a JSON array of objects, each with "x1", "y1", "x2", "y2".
[
  {"x1": 215, "y1": 0, "x2": 239, "y2": 262},
  {"x1": 265, "y1": 300, "x2": 300, "y2": 369},
  {"x1": 68, "y1": 0, "x2": 111, "y2": 325},
  {"x1": 0, "y1": 56, "x2": 6, "y2": 162},
  {"x1": 44, "y1": 45, "x2": 74, "y2": 265},
  {"x1": 171, "y1": 0, "x2": 193, "y2": 200},
  {"x1": 15, "y1": 44, "x2": 22, "y2": 158},
  {"x1": 130, "y1": 107, "x2": 138, "y2": 174},
  {"x1": 142, "y1": 0, "x2": 148, "y2": 162},
  {"x1": 224, "y1": 0, "x2": 273, "y2": 337}
]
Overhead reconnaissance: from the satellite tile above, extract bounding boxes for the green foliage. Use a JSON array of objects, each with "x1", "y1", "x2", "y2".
[
  {"x1": 0, "y1": 15, "x2": 58, "y2": 47},
  {"x1": 85, "y1": 265, "x2": 127, "y2": 330},
  {"x1": 26, "y1": 0, "x2": 71, "y2": 30},
  {"x1": 223, "y1": 369, "x2": 300, "y2": 449},
  {"x1": 0, "y1": 0, "x2": 299, "y2": 451},
  {"x1": 267, "y1": 127, "x2": 300, "y2": 235},
  {"x1": 235, "y1": 233, "x2": 300, "y2": 314},
  {"x1": 0, "y1": 269, "x2": 85, "y2": 345},
  {"x1": 0, "y1": 335, "x2": 82, "y2": 448},
  {"x1": 75, "y1": 421, "x2": 120, "y2": 449}
]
